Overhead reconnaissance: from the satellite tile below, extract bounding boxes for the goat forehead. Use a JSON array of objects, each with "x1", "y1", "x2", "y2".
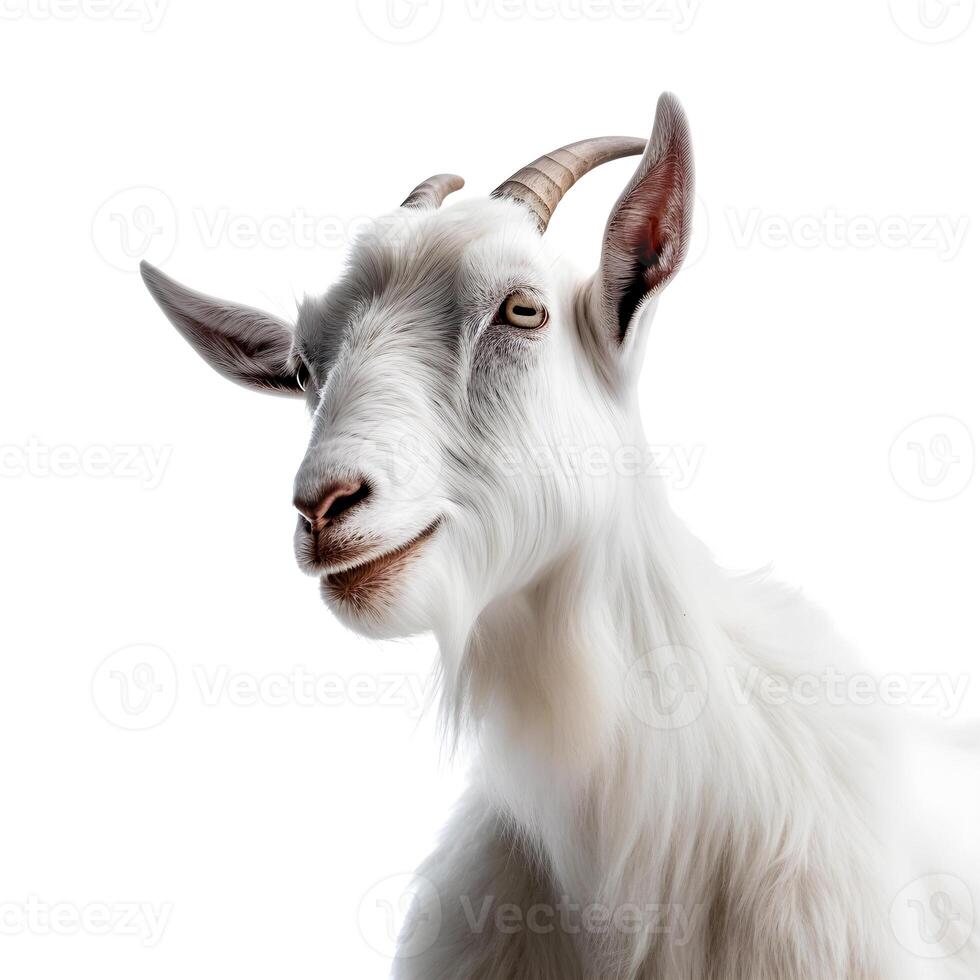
[
  {"x1": 295, "y1": 198, "x2": 550, "y2": 355},
  {"x1": 296, "y1": 269, "x2": 459, "y2": 372}
]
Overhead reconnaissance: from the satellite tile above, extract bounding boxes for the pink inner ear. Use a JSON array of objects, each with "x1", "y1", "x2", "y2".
[
  {"x1": 632, "y1": 151, "x2": 687, "y2": 277},
  {"x1": 594, "y1": 94, "x2": 694, "y2": 347},
  {"x1": 606, "y1": 141, "x2": 691, "y2": 342},
  {"x1": 637, "y1": 215, "x2": 667, "y2": 269}
]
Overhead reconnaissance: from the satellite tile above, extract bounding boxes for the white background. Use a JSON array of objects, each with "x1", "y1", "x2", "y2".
[{"x1": 2, "y1": 1, "x2": 979, "y2": 976}]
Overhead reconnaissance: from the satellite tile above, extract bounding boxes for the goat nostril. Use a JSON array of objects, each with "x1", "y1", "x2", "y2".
[
  {"x1": 294, "y1": 479, "x2": 371, "y2": 528},
  {"x1": 324, "y1": 481, "x2": 371, "y2": 519}
]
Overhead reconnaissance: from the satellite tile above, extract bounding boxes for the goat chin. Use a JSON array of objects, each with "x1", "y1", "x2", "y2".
[{"x1": 318, "y1": 552, "x2": 444, "y2": 641}]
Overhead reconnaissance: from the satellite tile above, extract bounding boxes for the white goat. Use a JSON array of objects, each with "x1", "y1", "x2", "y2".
[{"x1": 141, "y1": 94, "x2": 979, "y2": 979}]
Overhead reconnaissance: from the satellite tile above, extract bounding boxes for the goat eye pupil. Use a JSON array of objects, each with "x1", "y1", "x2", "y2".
[{"x1": 499, "y1": 292, "x2": 548, "y2": 329}]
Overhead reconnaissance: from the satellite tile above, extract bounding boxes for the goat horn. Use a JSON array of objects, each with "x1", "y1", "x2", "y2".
[
  {"x1": 491, "y1": 136, "x2": 647, "y2": 233},
  {"x1": 401, "y1": 173, "x2": 465, "y2": 210}
]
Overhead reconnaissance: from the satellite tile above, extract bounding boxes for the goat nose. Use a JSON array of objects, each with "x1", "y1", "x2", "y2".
[{"x1": 294, "y1": 479, "x2": 371, "y2": 527}]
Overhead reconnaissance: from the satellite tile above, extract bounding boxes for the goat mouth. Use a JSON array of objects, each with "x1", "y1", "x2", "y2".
[{"x1": 320, "y1": 519, "x2": 441, "y2": 608}]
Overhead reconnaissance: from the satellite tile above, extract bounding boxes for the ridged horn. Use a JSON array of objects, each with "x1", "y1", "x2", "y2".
[
  {"x1": 401, "y1": 173, "x2": 465, "y2": 210},
  {"x1": 491, "y1": 136, "x2": 647, "y2": 233}
]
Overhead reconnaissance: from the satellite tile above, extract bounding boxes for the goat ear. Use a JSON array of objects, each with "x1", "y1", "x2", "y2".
[
  {"x1": 590, "y1": 93, "x2": 694, "y2": 357},
  {"x1": 140, "y1": 261, "x2": 302, "y2": 397}
]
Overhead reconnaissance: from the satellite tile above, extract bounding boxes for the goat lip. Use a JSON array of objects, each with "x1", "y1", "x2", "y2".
[
  {"x1": 320, "y1": 519, "x2": 442, "y2": 601},
  {"x1": 294, "y1": 519, "x2": 368, "y2": 576}
]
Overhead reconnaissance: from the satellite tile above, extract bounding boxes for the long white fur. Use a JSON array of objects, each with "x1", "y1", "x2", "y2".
[{"x1": 141, "y1": 106, "x2": 979, "y2": 979}]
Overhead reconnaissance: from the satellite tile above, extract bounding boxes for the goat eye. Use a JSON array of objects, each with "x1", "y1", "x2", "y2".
[
  {"x1": 296, "y1": 362, "x2": 312, "y2": 392},
  {"x1": 499, "y1": 292, "x2": 548, "y2": 330}
]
